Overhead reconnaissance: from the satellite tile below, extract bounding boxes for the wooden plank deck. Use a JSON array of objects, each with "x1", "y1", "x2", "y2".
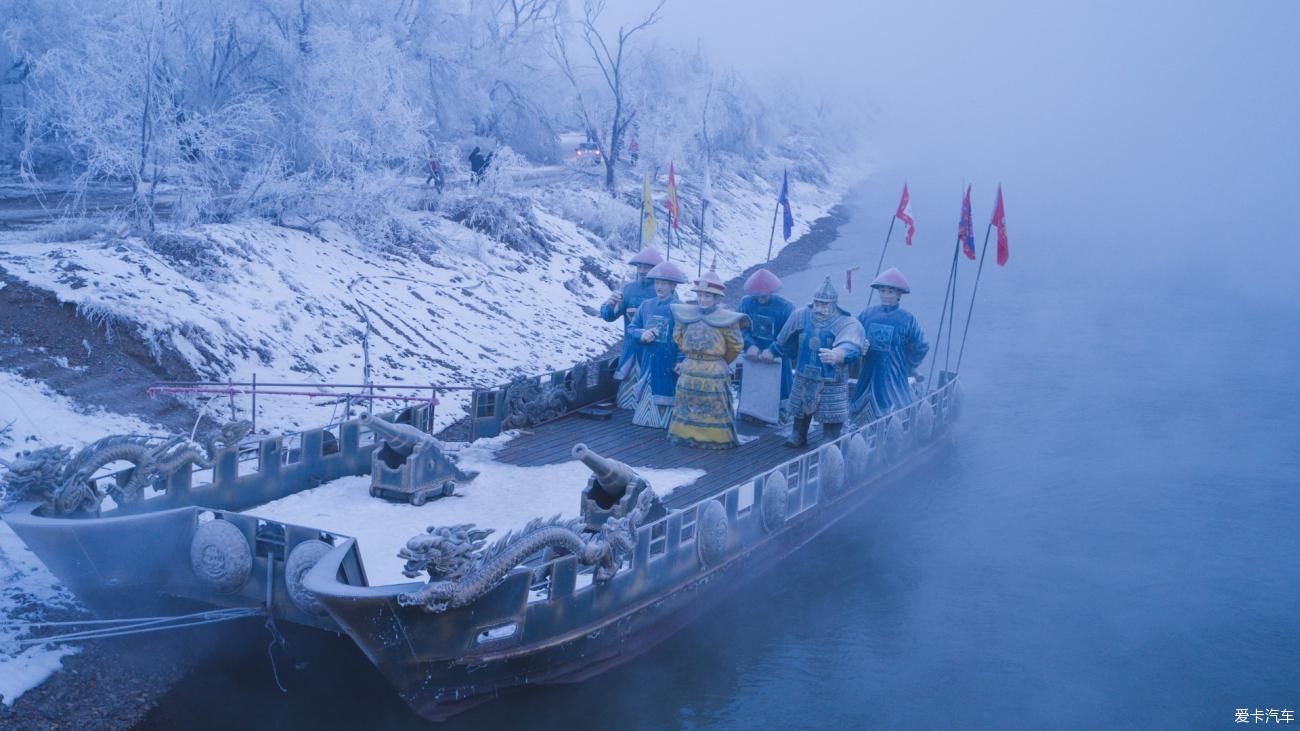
[{"x1": 492, "y1": 405, "x2": 827, "y2": 509}]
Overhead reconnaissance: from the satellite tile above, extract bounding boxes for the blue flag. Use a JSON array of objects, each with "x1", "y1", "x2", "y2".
[{"x1": 778, "y1": 169, "x2": 794, "y2": 241}]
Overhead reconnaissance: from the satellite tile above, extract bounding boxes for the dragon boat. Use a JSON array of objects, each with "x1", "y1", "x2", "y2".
[{"x1": 1, "y1": 357, "x2": 961, "y2": 720}]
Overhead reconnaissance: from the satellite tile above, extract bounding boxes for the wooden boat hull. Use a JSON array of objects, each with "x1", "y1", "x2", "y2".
[{"x1": 305, "y1": 380, "x2": 959, "y2": 720}]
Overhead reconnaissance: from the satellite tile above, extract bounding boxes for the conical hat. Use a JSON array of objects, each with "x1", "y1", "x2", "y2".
[
  {"x1": 870, "y1": 267, "x2": 911, "y2": 294},
  {"x1": 646, "y1": 261, "x2": 688, "y2": 284},
  {"x1": 628, "y1": 247, "x2": 665, "y2": 266},
  {"x1": 743, "y1": 268, "x2": 782, "y2": 296}
]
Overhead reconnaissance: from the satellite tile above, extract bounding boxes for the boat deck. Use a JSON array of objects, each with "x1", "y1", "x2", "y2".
[{"x1": 491, "y1": 405, "x2": 823, "y2": 509}]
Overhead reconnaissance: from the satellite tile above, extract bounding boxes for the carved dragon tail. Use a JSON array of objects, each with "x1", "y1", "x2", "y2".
[{"x1": 398, "y1": 521, "x2": 586, "y2": 613}]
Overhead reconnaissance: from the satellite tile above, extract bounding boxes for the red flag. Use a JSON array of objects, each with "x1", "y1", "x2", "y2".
[
  {"x1": 991, "y1": 185, "x2": 1009, "y2": 266},
  {"x1": 666, "y1": 162, "x2": 680, "y2": 230},
  {"x1": 896, "y1": 183, "x2": 915, "y2": 245},
  {"x1": 958, "y1": 184, "x2": 976, "y2": 260}
]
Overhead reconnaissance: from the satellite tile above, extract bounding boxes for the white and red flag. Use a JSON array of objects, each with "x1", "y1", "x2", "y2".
[
  {"x1": 896, "y1": 183, "x2": 916, "y2": 245},
  {"x1": 991, "y1": 184, "x2": 1009, "y2": 265}
]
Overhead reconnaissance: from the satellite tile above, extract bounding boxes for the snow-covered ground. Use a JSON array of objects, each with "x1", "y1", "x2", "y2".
[
  {"x1": 247, "y1": 433, "x2": 705, "y2": 586},
  {"x1": 0, "y1": 371, "x2": 162, "y2": 706},
  {"x1": 0, "y1": 153, "x2": 863, "y2": 704},
  {"x1": 0, "y1": 158, "x2": 856, "y2": 436}
]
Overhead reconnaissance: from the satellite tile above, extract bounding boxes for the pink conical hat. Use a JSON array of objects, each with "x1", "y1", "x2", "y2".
[
  {"x1": 628, "y1": 247, "x2": 665, "y2": 266},
  {"x1": 646, "y1": 260, "x2": 688, "y2": 284},
  {"x1": 870, "y1": 267, "x2": 911, "y2": 294},
  {"x1": 743, "y1": 268, "x2": 782, "y2": 296}
]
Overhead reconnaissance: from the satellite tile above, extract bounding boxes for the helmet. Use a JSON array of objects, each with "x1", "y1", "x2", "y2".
[
  {"x1": 870, "y1": 267, "x2": 911, "y2": 294},
  {"x1": 692, "y1": 267, "x2": 726, "y2": 296},
  {"x1": 646, "y1": 261, "x2": 688, "y2": 284},
  {"x1": 811, "y1": 276, "x2": 839, "y2": 303},
  {"x1": 628, "y1": 247, "x2": 665, "y2": 267},
  {"x1": 743, "y1": 268, "x2": 782, "y2": 296}
]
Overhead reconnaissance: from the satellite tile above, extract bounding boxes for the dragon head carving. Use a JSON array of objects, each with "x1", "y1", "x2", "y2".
[
  {"x1": 0, "y1": 446, "x2": 73, "y2": 509},
  {"x1": 399, "y1": 523, "x2": 495, "y2": 581}
]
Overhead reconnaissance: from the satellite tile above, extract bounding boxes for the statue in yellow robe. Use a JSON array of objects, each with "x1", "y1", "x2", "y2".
[{"x1": 667, "y1": 269, "x2": 744, "y2": 450}]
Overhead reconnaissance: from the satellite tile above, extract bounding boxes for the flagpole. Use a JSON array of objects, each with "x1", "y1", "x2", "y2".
[
  {"x1": 945, "y1": 246, "x2": 958, "y2": 372},
  {"x1": 765, "y1": 202, "x2": 780, "y2": 262},
  {"x1": 697, "y1": 224, "x2": 704, "y2": 277},
  {"x1": 697, "y1": 200, "x2": 705, "y2": 276},
  {"x1": 666, "y1": 217, "x2": 673, "y2": 262},
  {"x1": 864, "y1": 216, "x2": 897, "y2": 308},
  {"x1": 926, "y1": 238, "x2": 961, "y2": 389},
  {"x1": 955, "y1": 223, "x2": 994, "y2": 373}
]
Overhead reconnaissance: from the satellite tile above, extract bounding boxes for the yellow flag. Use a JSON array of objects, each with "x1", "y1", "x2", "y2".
[{"x1": 641, "y1": 172, "x2": 656, "y2": 247}]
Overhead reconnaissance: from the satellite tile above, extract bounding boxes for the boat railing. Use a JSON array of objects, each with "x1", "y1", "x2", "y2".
[
  {"x1": 509, "y1": 375, "x2": 961, "y2": 618},
  {"x1": 92, "y1": 402, "x2": 436, "y2": 515}
]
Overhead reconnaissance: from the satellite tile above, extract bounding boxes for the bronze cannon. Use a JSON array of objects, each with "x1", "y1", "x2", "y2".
[
  {"x1": 362, "y1": 413, "x2": 478, "y2": 506},
  {"x1": 572, "y1": 443, "x2": 663, "y2": 528}
]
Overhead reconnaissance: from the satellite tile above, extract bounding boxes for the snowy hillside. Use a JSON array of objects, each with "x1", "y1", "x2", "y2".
[{"x1": 0, "y1": 158, "x2": 859, "y2": 438}]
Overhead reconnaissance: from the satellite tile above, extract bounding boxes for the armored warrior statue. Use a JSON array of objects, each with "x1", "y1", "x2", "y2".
[
  {"x1": 667, "y1": 266, "x2": 745, "y2": 449},
  {"x1": 599, "y1": 247, "x2": 664, "y2": 408},
  {"x1": 628, "y1": 260, "x2": 687, "y2": 428},
  {"x1": 851, "y1": 267, "x2": 930, "y2": 422},
  {"x1": 738, "y1": 268, "x2": 795, "y2": 420},
  {"x1": 775, "y1": 276, "x2": 866, "y2": 448}
]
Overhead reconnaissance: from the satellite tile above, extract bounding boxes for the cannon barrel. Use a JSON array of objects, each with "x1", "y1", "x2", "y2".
[
  {"x1": 360, "y1": 413, "x2": 430, "y2": 453},
  {"x1": 572, "y1": 443, "x2": 636, "y2": 501}
]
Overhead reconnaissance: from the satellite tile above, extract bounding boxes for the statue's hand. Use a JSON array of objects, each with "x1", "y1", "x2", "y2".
[
  {"x1": 759, "y1": 350, "x2": 775, "y2": 363},
  {"x1": 745, "y1": 345, "x2": 761, "y2": 359},
  {"x1": 818, "y1": 348, "x2": 845, "y2": 365},
  {"x1": 640, "y1": 330, "x2": 657, "y2": 343}
]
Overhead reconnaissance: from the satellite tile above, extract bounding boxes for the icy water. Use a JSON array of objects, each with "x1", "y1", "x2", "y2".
[{"x1": 140, "y1": 173, "x2": 1300, "y2": 729}]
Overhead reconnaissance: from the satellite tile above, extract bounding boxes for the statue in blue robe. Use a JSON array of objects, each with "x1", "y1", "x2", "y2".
[
  {"x1": 851, "y1": 267, "x2": 930, "y2": 422},
  {"x1": 739, "y1": 293, "x2": 795, "y2": 400}
]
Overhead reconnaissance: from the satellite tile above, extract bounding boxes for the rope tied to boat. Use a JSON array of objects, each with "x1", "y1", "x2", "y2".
[{"x1": 0, "y1": 607, "x2": 264, "y2": 647}]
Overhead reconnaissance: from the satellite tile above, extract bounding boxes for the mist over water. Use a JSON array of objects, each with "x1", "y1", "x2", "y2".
[{"x1": 143, "y1": 3, "x2": 1298, "y2": 728}]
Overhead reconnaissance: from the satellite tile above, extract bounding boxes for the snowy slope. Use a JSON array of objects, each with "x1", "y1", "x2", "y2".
[{"x1": 0, "y1": 158, "x2": 859, "y2": 436}]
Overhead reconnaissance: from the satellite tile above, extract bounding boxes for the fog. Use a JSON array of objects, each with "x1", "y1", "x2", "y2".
[
  {"x1": 10, "y1": 2, "x2": 1296, "y2": 726},
  {"x1": 636, "y1": 0, "x2": 1299, "y2": 294}
]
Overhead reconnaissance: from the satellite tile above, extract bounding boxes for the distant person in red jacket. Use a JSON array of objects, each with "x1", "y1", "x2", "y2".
[{"x1": 424, "y1": 159, "x2": 444, "y2": 193}]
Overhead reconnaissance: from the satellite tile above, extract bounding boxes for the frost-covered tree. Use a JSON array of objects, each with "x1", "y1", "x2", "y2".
[
  {"x1": 21, "y1": 0, "x2": 276, "y2": 231},
  {"x1": 552, "y1": 0, "x2": 666, "y2": 195}
]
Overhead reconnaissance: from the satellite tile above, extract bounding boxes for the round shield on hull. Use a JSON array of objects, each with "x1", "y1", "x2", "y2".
[
  {"x1": 819, "y1": 443, "x2": 846, "y2": 496},
  {"x1": 697, "y1": 500, "x2": 729, "y2": 565},
  {"x1": 760, "y1": 472, "x2": 789, "y2": 532},
  {"x1": 190, "y1": 519, "x2": 252, "y2": 594},
  {"x1": 285, "y1": 539, "x2": 333, "y2": 616},
  {"x1": 845, "y1": 433, "x2": 871, "y2": 484}
]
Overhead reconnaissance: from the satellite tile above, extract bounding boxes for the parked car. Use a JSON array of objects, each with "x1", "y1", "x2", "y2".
[{"x1": 575, "y1": 141, "x2": 602, "y2": 165}]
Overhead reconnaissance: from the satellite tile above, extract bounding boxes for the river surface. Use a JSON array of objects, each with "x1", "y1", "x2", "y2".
[{"x1": 139, "y1": 170, "x2": 1300, "y2": 728}]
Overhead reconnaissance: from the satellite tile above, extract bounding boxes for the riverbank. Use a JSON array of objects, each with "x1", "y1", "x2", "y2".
[{"x1": 0, "y1": 193, "x2": 856, "y2": 731}]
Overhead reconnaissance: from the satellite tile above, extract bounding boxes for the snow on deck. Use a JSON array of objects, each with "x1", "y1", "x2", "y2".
[{"x1": 244, "y1": 434, "x2": 705, "y2": 586}]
